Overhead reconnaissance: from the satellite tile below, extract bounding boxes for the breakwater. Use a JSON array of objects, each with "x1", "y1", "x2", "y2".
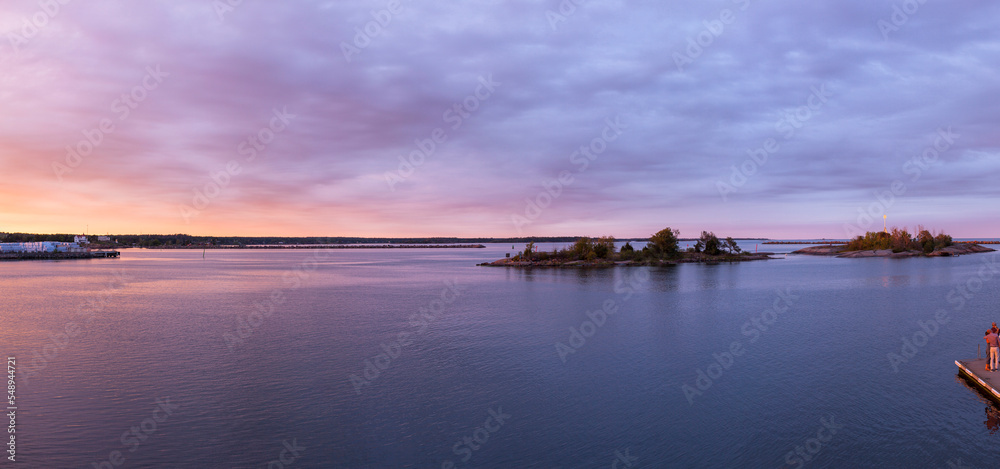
[
  {"x1": 762, "y1": 241, "x2": 846, "y2": 245},
  {"x1": 151, "y1": 244, "x2": 487, "y2": 249}
]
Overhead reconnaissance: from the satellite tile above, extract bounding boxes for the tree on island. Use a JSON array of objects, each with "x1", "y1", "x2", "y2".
[
  {"x1": 570, "y1": 237, "x2": 594, "y2": 259},
  {"x1": 523, "y1": 241, "x2": 536, "y2": 260},
  {"x1": 723, "y1": 237, "x2": 742, "y2": 254},
  {"x1": 694, "y1": 231, "x2": 721, "y2": 255},
  {"x1": 924, "y1": 229, "x2": 949, "y2": 251},
  {"x1": 917, "y1": 229, "x2": 934, "y2": 253},
  {"x1": 648, "y1": 227, "x2": 680, "y2": 257},
  {"x1": 565, "y1": 236, "x2": 617, "y2": 260},
  {"x1": 593, "y1": 236, "x2": 616, "y2": 259}
]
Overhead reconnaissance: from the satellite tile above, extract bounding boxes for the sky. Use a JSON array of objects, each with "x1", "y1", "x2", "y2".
[{"x1": 1, "y1": 0, "x2": 999, "y2": 239}]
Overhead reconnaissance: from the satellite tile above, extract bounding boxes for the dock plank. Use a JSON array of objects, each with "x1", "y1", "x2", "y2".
[{"x1": 956, "y1": 359, "x2": 1000, "y2": 401}]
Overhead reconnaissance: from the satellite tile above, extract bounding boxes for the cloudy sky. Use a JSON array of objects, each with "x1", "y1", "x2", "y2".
[{"x1": 1, "y1": 0, "x2": 998, "y2": 238}]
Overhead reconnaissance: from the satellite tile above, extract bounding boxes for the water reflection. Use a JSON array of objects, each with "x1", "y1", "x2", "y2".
[
  {"x1": 986, "y1": 406, "x2": 1000, "y2": 435},
  {"x1": 502, "y1": 265, "x2": 622, "y2": 287},
  {"x1": 879, "y1": 275, "x2": 911, "y2": 288},
  {"x1": 695, "y1": 264, "x2": 722, "y2": 290},
  {"x1": 955, "y1": 374, "x2": 1000, "y2": 434},
  {"x1": 645, "y1": 265, "x2": 679, "y2": 292},
  {"x1": 568, "y1": 267, "x2": 609, "y2": 286}
]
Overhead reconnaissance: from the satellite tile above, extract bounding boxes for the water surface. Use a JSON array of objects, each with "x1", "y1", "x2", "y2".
[{"x1": 3, "y1": 243, "x2": 1000, "y2": 467}]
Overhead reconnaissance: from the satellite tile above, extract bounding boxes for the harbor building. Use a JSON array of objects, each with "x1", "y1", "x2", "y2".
[{"x1": 0, "y1": 240, "x2": 90, "y2": 254}]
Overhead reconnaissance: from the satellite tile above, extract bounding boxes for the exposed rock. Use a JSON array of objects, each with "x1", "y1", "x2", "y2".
[
  {"x1": 791, "y1": 245, "x2": 847, "y2": 256},
  {"x1": 792, "y1": 243, "x2": 995, "y2": 258},
  {"x1": 939, "y1": 243, "x2": 995, "y2": 255},
  {"x1": 838, "y1": 249, "x2": 894, "y2": 258}
]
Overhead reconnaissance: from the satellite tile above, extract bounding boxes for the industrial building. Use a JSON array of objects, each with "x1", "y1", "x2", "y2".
[{"x1": 0, "y1": 240, "x2": 89, "y2": 254}]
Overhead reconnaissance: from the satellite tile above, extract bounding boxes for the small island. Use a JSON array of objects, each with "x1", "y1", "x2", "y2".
[
  {"x1": 480, "y1": 228, "x2": 774, "y2": 267},
  {"x1": 793, "y1": 228, "x2": 995, "y2": 258}
]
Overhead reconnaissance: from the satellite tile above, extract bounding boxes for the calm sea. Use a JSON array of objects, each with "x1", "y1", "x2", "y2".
[{"x1": 3, "y1": 241, "x2": 1000, "y2": 468}]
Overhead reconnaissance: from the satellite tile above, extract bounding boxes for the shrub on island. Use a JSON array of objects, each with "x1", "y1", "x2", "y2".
[
  {"x1": 845, "y1": 227, "x2": 952, "y2": 253},
  {"x1": 506, "y1": 227, "x2": 759, "y2": 265}
]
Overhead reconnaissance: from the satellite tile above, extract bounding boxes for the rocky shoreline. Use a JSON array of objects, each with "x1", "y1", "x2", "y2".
[{"x1": 792, "y1": 243, "x2": 994, "y2": 258}]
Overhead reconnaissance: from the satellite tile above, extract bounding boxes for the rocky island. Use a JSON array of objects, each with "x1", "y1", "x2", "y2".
[
  {"x1": 479, "y1": 228, "x2": 775, "y2": 267},
  {"x1": 793, "y1": 228, "x2": 994, "y2": 258}
]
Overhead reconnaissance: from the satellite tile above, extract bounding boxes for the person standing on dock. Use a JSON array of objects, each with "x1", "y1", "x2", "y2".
[{"x1": 985, "y1": 329, "x2": 1000, "y2": 372}]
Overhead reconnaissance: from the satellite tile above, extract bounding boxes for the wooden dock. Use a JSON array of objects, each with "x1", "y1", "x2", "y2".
[{"x1": 956, "y1": 359, "x2": 1000, "y2": 402}]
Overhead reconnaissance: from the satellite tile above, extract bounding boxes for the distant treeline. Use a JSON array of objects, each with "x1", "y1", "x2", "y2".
[
  {"x1": 0, "y1": 233, "x2": 80, "y2": 243},
  {"x1": 0, "y1": 233, "x2": 670, "y2": 247}
]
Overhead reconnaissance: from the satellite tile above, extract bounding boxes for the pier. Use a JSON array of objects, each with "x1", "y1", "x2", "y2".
[{"x1": 956, "y1": 359, "x2": 1000, "y2": 402}]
